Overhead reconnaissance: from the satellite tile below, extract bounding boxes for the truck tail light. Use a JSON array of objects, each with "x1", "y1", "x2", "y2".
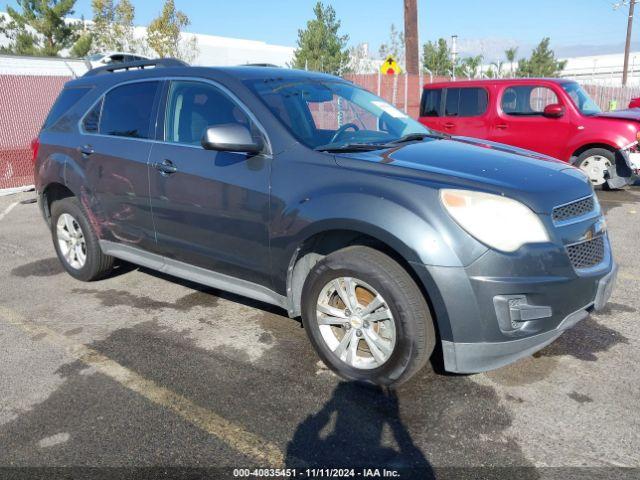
[{"x1": 30, "y1": 138, "x2": 40, "y2": 164}]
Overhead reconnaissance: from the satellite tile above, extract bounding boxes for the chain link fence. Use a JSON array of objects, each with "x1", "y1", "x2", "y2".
[
  {"x1": 0, "y1": 74, "x2": 71, "y2": 190},
  {"x1": 2, "y1": 61, "x2": 640, "y2": 190}
]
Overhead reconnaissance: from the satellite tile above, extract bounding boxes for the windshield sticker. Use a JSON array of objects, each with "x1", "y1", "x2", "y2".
[{"x1": 371, "y1": 101, "x2": 408, "y2": 119}]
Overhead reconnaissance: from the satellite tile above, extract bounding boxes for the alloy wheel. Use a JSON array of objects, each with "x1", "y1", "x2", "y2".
[
  {"x1": 316, "y1": 277, "x2": 397, "y2": 370},
  {"x1": 56, "y1": 213, "x2": 87, "y2": 270}
]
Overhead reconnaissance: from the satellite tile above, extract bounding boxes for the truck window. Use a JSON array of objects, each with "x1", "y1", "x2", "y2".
[
  {"x1": 443, "y1": 88, "x2": 488, "y2": 117},
  {"x1": 420, "y1": 89, "x2": 442, "y2": 117},
  {"x1": 501, "y1": 86, "x2": 558, "y2": 116}
]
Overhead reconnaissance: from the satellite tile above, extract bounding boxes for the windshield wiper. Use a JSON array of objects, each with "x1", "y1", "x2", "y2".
[
  {"x1": 314, "y1": 143, "x2": 390, "y2": 153},
  {"x1": 386, "y1": 132, "x2": 449, "y2": 144}
]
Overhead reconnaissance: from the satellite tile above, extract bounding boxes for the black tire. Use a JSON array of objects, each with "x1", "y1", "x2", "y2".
[
  {"x1": 50, "y1": 197, "x2": 114, "y2": 281},
  {"x1": 575, "y1": 148, "x2": 617, "y2": 190},
  {"x1": 301, "y1": 246, "x2": 436, "y2": 386}
]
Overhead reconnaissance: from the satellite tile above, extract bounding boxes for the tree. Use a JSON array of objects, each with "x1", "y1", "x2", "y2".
[
  {"x1": 516, "y1": 38, "x2": 566, "y2": 78},
  {"x1": 504, "y1": 46, "x2": 518, "y2": 77},
  {"x1": 456, "y1": 55, "x2": 483, "y2": 79},
  {"x1": 1, "y1": 0, "x2": 78, "y2": 56},
  {"x1": 347, "y1": 43, "x2": 372, "y2": 74},
  {"x1": 378, "y1": 23, "x2": 404, "y2": 67},
  {"x1": 147, "y1": 0, "x2": 198, "y2": 62},
  {"x1": 291, "y1": 2, "x2": 350, "y2": 74},
  {"x1": 71, "y1": 30, "x2": 93, "y2": 57},
  {"x1": 90, "y1": 0, "x2": 138, "y2": 53},
  {"x1": 422, "y1": 38, "x2": 452, "y2": 77}
]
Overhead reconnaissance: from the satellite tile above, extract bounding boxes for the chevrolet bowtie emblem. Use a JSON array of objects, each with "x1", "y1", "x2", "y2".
[{"x1": 582, "y1": 219, "x2": 607, "y2": 242}]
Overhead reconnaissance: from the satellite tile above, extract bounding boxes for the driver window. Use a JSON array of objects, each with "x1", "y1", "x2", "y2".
[{"x1": 165, "y1": 81, "x2": 251, "y2": 146}]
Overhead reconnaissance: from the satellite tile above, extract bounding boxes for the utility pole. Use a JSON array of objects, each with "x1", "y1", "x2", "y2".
[
  {"x1": 616, "y1": 0, "x2": 637, "y2": 86},
  {"x1": 404, "y1": 0, "x2": 419, "y2": 74}
]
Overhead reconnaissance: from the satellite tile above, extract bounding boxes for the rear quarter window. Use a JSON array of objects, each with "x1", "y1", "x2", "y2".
[
  {"x1": 43, "y1": 86, "x2": 92, "y2": 129},
  {"x1": 420, "y1": 89, "x2": 442, "y2": 117}
]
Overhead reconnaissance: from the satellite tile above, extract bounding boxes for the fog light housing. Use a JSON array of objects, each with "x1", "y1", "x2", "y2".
[{"x1": 493, "y1": 295, "x2": 553, "y2": 332}]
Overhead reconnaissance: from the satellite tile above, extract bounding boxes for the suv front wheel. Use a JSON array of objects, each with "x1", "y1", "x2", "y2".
[
  {"x1": 301, "y1": 246, "x2": 436, "y2": 386},
  {"x1": 50, "y1": 197, "x2": 114, "y2": 281}
]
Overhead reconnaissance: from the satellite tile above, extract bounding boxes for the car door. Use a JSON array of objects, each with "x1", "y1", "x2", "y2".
[
  {"x1": 490, "y1": 84, "x2": 572, "y2": 159},
  {"x1": 439, "y1": 87, "x2": 490, "y2": 138},
  {"x1": 147, "y1": 79, "x2": 272, "y2": 287},
  {"x1": 79, "y1": 80, "x2": 161, "y2": 251}
]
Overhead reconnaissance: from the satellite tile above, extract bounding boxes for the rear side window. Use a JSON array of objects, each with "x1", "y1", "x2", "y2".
[
  {"x1": 420, "y1": 89, "x2": 442, "y2": 117},
  {"x1": 443, "y1": 88, "x2": 488, "y2": 117},
  {"x1": 44, "y1": 87, "x2": 92, "y2": 129},
  {"x1": 99, "y1": 82, "x2": 159, "y2": 139}
]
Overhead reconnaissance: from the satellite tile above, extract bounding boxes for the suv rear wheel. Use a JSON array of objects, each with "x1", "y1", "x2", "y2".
[
  {"x1": 301, "y1": 246, "x2": 435, "y2": 386},
  {"x1": 50, "y1": 197, "x2": 114, "y2": 281}
]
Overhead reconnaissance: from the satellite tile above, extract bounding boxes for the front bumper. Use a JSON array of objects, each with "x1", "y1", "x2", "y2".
[
  {"x1": 411, "y1": 240, "x2": 617, "y2": 374},
  {"x1": 441, "y1": 263, "x2": 617, "y2": 373}
]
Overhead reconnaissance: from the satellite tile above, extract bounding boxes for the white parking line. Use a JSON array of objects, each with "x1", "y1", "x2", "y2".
[
  {"x1": 0, "y1": 202, "x2": 18, "y2": 222},
  {"x1": 0, "y1": 306, "x2": 286, "y2": 467}
]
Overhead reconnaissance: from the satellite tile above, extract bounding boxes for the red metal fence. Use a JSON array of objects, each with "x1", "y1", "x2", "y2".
[
  {"x1": 0, "y1": 75, "x2": 70, "y2": 189},
  {"x1": 1, "y1": 70, "x2": 640, "y2": 190}
]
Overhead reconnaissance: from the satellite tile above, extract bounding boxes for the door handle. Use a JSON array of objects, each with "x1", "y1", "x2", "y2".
[
  {"x1": 78, "y1": 144, "x2": 94, "y2": 157},
  {"x1": 153, "y1": 159, "x2": 178, "y2": 176},
  {"x1": 443, "y1": 122, "x2": 456, "y2": 128},
  {"x1": 496, "y1": 124, "x2": 508, "y2": 130}
]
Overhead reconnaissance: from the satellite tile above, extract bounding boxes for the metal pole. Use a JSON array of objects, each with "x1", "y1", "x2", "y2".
[
  {"x1": 392, "y1": 74, "x2": 398, "y2": 106},
  {"x1": 623, "y1": 0, "x2": 636, "y2": 86},
  {"x1": 451, "y1": 35, "x2": 458, "y2": 81},
  {"x1": 404, "y1": 74, "x2": 409, "y2": 113}
]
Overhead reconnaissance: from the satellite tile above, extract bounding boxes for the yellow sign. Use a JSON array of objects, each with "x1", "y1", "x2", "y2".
[{"x1": 380, "y1": 55, "x2": 402, "y2": 75}]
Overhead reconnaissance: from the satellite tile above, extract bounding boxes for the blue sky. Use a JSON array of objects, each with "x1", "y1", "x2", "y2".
[{"x1": 6, "y1": 0, "x2": 637, "y2": 60}]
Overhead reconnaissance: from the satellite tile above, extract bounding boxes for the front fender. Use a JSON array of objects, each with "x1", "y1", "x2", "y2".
[{"x1": 270, "y1": 189, "x2": 488, "y2": 292}]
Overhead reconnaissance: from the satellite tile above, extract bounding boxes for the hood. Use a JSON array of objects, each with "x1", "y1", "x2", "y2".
[
  {"x1": 593, "y1": 109, "x2": 640, "y2": 122},
  {"x1": 333, "y1": 136, "x2": 593, "y2": 214}
]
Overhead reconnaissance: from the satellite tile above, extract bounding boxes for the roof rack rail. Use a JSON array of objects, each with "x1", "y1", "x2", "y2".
[{"x1": 83, "y1": 58, "x2": 188, "y2": 77}]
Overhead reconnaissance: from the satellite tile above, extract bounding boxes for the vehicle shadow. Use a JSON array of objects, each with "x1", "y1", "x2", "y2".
[{"x1": 285, "y1": 381, "x2": 434, "y2": 478}]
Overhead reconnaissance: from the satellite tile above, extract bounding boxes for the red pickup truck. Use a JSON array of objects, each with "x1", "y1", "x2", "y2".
[{"x1": 418, "y1": 78, "x2": 639, "y2": 188}]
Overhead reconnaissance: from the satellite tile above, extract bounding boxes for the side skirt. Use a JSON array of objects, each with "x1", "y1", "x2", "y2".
[{"x1": 99, "y1": 240, "x2": 288, "y2": 311}]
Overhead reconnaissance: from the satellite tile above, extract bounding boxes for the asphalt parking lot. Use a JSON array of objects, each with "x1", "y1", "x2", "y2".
[{"x1": 0, "y1": 188, "x2": 639, "y2": 479}]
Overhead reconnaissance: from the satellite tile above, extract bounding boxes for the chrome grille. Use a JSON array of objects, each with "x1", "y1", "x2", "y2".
[
  {"x1": 566, "y1": 236, "x2": 605, "y2": 270},
  {"x1": 553, "y1": 196, "x2": 595, "y2": 222}
]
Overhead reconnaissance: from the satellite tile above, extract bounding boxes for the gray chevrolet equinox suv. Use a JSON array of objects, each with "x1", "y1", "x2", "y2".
[{"x1": 35, "y1": 59, "x2": 617, "y2": 386}]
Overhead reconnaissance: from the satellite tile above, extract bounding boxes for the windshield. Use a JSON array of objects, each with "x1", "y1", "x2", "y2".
[
  {"x1": 245, "y1": 78, "x2": 431, "y2": 149},
  {"x1": 562, "y1": 82, "x2": 601, "y2": 115}
]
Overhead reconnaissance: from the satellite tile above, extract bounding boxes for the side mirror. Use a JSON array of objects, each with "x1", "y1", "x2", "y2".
[
  {"x1": 543, "y1": 103, "x2": 565, "y2": 118},
  {"x1": 201, "y1": 124, "x2": 264, "y2": 154}
]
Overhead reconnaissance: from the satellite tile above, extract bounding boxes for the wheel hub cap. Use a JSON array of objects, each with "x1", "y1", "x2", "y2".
[{"x1": 580, "y1": 155, "x2": 611, "y2": 186}]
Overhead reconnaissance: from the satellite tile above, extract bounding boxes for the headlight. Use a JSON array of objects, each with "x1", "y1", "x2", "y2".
[{"x1": 440, "y1": 189, "x2": 550, "y2": 252}]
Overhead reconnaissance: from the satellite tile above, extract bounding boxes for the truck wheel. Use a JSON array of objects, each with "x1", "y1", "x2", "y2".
[
  {"x1": 301, "y1": 246, "x2": 435, "y2": 386},
  {"x1": 50, "y1": 197, "x2": 114, "y2": 281},
  {"x1": 575, "y1": 148, "x2": 615, "y2": 188}
]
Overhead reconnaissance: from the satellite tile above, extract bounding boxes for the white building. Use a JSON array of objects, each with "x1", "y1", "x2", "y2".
[
  {"x1": 478, "y1": 51, "x2": 640, "y2": 86},
  {"x1": 0, "y1": 12, "x2": 295, "y2": 69}
]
